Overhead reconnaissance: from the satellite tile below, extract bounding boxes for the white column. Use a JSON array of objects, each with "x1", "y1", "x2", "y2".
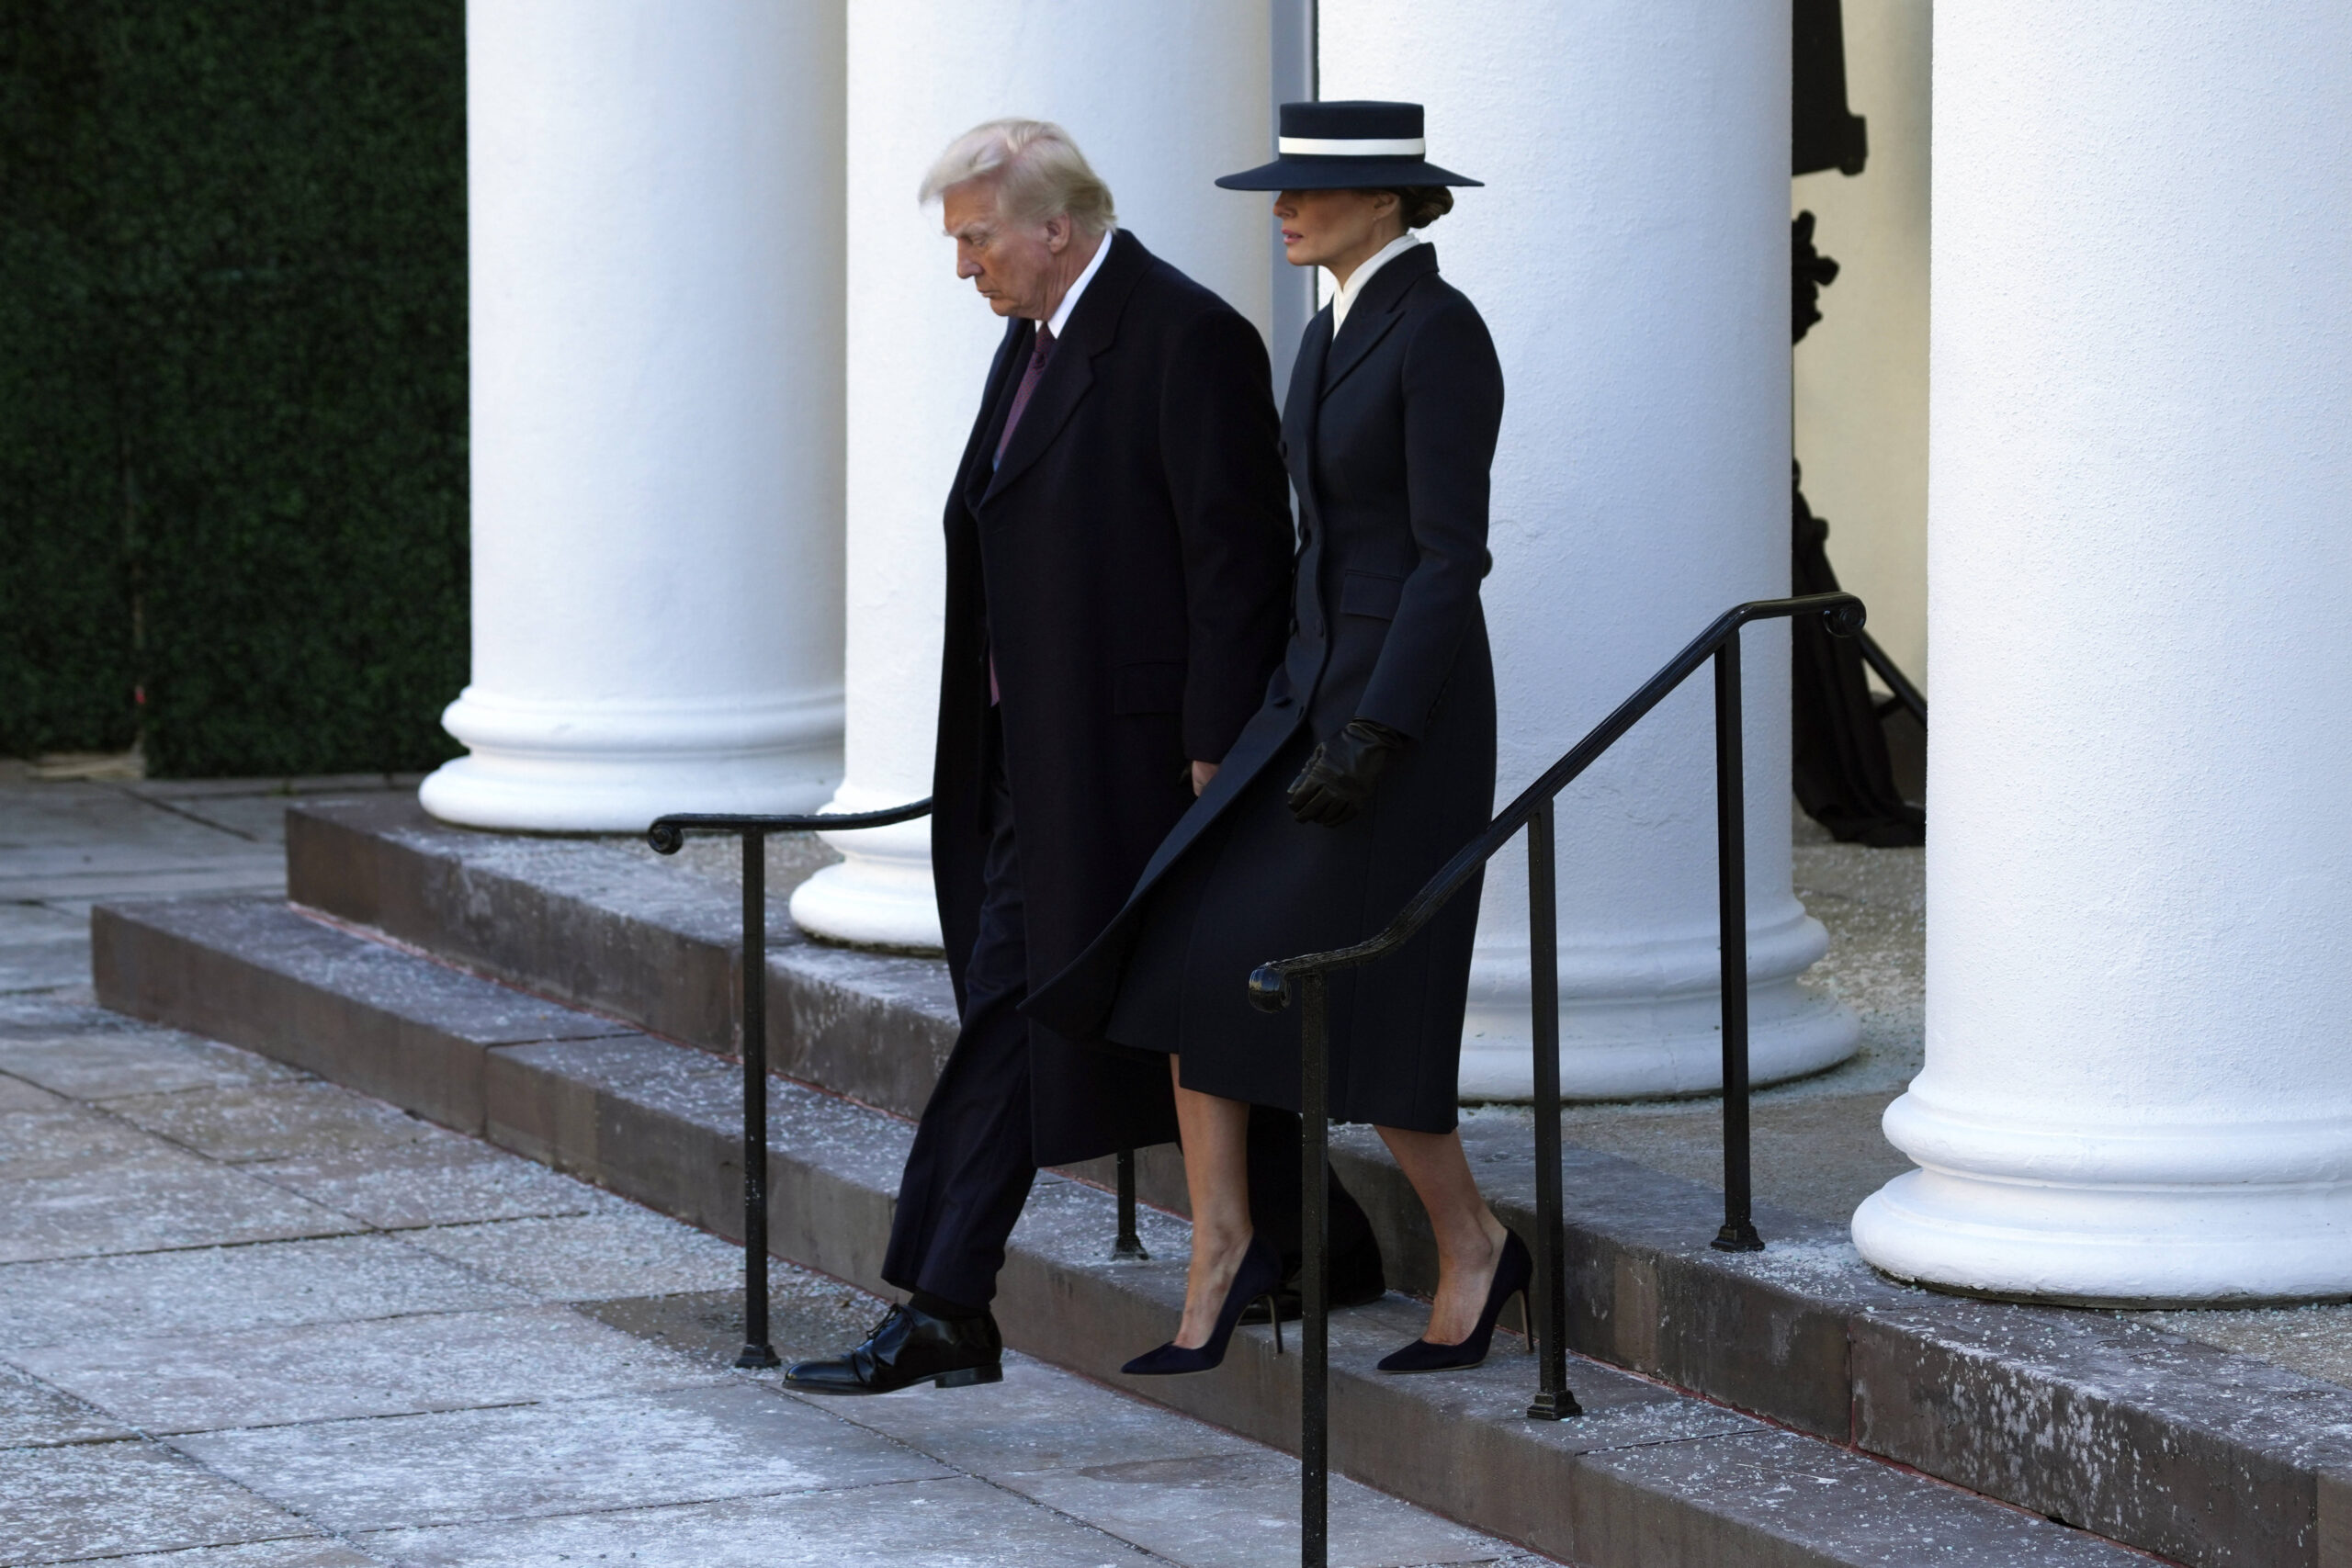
[
  {"x1": 1322, "y1": 0, "x2": 1856, "y2": 1099},
  {"x1": 790, "y1": 0, "x2": 1272, "y2": 951},
  {"x1": 422, "y1": 0, "x2": 845, "y2": 832},
  {"x1": 1853, "y1": 1, "x2": 2352, "y2": 1303}
]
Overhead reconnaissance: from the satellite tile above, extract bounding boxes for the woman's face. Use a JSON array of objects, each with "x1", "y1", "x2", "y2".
[{"x1": 1272, "y1": 188, "x2": 1403, "y2": 273}]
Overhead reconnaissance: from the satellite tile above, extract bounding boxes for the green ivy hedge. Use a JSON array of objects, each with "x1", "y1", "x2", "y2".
[{"x1": 0, "y1": 0, "x2": 467, "y2": 776}]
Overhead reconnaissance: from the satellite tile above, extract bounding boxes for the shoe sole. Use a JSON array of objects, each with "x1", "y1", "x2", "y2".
[
  {"x1": 933, "y1": 1363, "x2": 1003, "y2": 1389},
  {"x1": 783, "y1": 1361, "x2": 1005, "y2": 1395}
]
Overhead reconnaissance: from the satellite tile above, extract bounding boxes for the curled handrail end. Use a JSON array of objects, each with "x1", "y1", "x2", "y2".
[
  {"x1": 1247, "y1": 964, "x2": 1292, "y2": 1013},
  {"x1": 1822, "y1": 599, "x2": 1867, "y2": 638},
  {"x1": 646, "y1": 821, "x2": 686, "y2": 856}
]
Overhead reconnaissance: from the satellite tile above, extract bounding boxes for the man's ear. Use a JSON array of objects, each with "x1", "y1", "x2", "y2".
[{"x1": 1043, "y1": 212, "x2": 1071, "y2": 254}]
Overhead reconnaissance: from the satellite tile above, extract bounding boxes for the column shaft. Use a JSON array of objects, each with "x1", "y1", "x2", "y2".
[
  {"x1": 423, "y1": 0, "x2": 845, "y2": 831},
  {"x1": 1321, "y1": 0, "x2": 1856, "y2": 1099},
  {"x1": 791, "y1": 0, "x2": 1272, "y2": 950},
  {"x1": 1852, "y1": 0, "x2": 2352, "y2": 1303}
]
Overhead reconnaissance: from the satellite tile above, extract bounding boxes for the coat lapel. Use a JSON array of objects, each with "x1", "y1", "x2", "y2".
[
  {"x1": 1282, "y1": 307, "x2": 1333, "y2": 494},
  {"x1": 981, "y1": 230, "x2": 1148, "y2": 506},
  {"x1": 961, "y1": 321, "x2": 1034, "y2": 508},
  {"x1": 1321, "y1": 243, "x2": 1438, "y2": 398}
]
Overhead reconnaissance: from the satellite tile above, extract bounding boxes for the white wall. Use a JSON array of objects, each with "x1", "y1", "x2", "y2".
[{"x1": 1792, "y1": 0, "x2": 1932, "y2": 691}]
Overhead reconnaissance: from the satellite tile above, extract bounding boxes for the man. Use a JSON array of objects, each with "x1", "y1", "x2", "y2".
[{"x1": 786, "y1": 119, "x2": 1380, "y2": 1395}]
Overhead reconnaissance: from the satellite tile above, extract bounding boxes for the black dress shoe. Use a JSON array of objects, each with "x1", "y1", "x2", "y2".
[
  {"x1": 1243, "y1": 1227, "x2": 1387, "y2": 1325},
  {"x1": 783, "y1": 1303, "x2": 1002, "y2": 1394}
]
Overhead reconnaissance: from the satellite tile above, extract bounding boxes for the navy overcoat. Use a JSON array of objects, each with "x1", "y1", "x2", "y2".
[
  {"x1": 1029, "y1": 243, "x2": 1502, "y2": 1133},
  {"x1": 933, "y1": 230, "x2": 1294, "y2": 1167}
]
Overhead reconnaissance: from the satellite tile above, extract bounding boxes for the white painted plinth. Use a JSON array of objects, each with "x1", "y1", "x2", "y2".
[
  {"x1": 1852, "y1": 0, "x2": 2352, "y2": 1303},
  {"x1": 1323, "y1": 0, "x2": 1856, "y2": 1100},
  {"x1": 793, "y1": 0, "x2": 1272, "y2": 952},
  {"x1": 423, "y1": 0, "x2": 846, "y2": 833}
]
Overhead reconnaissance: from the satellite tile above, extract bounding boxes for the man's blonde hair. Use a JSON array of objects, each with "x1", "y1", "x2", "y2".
[{"x1": 919, "y1": 118, "x2": 1117, "y2": 236}]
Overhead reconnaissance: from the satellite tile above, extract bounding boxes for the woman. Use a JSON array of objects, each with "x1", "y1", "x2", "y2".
[{"x1": 1028, "y1": 100, "x2": 1519, "y2": 1374}]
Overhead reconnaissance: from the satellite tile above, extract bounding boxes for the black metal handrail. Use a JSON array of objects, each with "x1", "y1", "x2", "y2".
[
  {"x1": 648, "y1": 799, "x2": 933, "y2": 1368},
  {"x1": 1247, "y1": 592, "x2": 1865, "y2": 1568},
  {"x1": 1856, "y1": 626, "x2": 1928, "y2": 728},
  {"x1": 649, "y1": 795, "x2": 1153, "y2": 1368}
]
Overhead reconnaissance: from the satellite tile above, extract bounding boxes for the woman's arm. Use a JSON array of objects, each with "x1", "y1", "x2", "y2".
[{"x1": 1353, "y1": 295, "x2": 1503, "y2": 739}]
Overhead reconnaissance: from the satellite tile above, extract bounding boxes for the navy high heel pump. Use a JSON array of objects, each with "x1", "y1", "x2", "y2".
[
  {"x1": 1376, "y1": 1229, "x2": 1531, "y2": 1373},
  {"x1": 1122, "y1": 1235, "x2": 1283, "y2": 1375}
]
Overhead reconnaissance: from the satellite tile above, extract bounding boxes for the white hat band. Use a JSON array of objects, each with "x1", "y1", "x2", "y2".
[{"x1": 1276, "y1": 135, "x2": 1428, "y2": 158}]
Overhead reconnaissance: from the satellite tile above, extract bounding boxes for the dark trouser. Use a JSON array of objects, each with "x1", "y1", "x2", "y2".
[
  {"x1": 882, "y1": 736, "x2": 1035, "y2": 1309},
  {"x1": 882, "y1": 726, "x2": 1380, "y2": 1312}
]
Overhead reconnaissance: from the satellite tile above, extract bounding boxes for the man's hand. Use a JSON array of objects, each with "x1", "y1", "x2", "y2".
[
  {"x1": 1191, "y1": 761, "x2": 1220, "y2": 795},
  {"x1": 1286, "y1": 720, "x2": 1410, "y2": 827}
]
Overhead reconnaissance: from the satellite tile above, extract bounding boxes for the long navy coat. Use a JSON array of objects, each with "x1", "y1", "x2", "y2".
[
  {"x1": 1030, "y1": 243, "x2": 1501, "y2": 1133},
  {"x1": 933, "y1": 230, "x2": 1294, "y2": 1167}
]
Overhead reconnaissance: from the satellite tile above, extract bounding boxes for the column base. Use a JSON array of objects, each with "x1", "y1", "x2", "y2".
[
  {"x1": 1456, "y1": 906, "x2": 1859, "y2": 1100},
  {"x1": 786, "y1": 783, "x2": 944, "y2": 953},
  {"x1": 422, "y1": 686, "x2": 842, "y2": 833},
  {"x1": 1854, "y1": 1093, "x2": 2352, "y2": 1305},
  {"x1": 1457, "y1": 977, "x2": 1858, "y2": 1101}
]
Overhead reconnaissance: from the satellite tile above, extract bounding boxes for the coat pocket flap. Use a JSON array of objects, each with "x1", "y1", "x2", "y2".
[
  {"x1": 1340, "y1": 570, "x2": 1407, "y2": 620},
  {"x1": 1114, "y1": 659, "x2": 1188, "y2": 715}
]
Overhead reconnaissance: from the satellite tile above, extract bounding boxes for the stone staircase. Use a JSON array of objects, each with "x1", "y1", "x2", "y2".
[{"x1": 87, "y1": 794, "x2": 2352, "y2": 1567}]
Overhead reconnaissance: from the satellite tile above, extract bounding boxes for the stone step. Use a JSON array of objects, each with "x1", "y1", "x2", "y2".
[
  {"x1": 276, "y1": 794, "x2": 2352, "y2": 1568},
  {"x1": 88, "y1": 892, "x2": 2155, "y2": 1568}
]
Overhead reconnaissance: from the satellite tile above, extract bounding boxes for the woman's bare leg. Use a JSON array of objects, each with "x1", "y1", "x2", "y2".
[
  {"x1": 1170, "y1": 1057, "x2": 1253, "y2": 1348},
  {"x1": 1376, "y1": 1124, "x2": 1510, "y2": 1346}
]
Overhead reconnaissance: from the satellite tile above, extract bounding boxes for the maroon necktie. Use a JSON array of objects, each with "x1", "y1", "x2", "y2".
[{"x1": 993, "y1": 323, "x2": 1056, "y2": 467}]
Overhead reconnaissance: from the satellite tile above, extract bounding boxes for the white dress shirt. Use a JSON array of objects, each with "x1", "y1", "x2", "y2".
[
  {"x1": 1044, "y1": 225, "x2": 1114, "y2": 337},
  {"x1": 1330, "y1": 231, "x2": 1422, "y2": 333}
]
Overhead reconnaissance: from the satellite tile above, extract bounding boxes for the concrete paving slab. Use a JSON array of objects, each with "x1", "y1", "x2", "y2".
[
  {"x1": 251, "y1": 1134, "x2": 619, "y2": 1231},
  {"x1": 0, "y1": 1103, "x2": 164, "y2": 1179},
  {"x1": 0, "y1": 1234, "x2": 533, "y2": 1351},
  {"x1": 1009, "y1": 1446, "x2": 1514, "y2": 1568},
  {"x1": 0, "y1": 1145, "x2": 360, "y2": 1263},
  {"x1": 85, "y1": 1544, "x2": 383, "y2": 1568},
  {"x1": 110, "y1": 1079, "x2": 442, "y2": 1164},
  {"x1": 816, "y1": 1353, "x2": 1260, "y2": 1479},
  {"x1": 0, "y1": 904, "x2": 83, "y2": 943},
  {"x1": 0, "y1": 1074, "x2": 64, "y2": 1112},
  {"x1": 396, "y1": 1206, "x2": 744, "y2": 1303},
  {"x1": 15, "y1": 1304, "x2": 724, "y2": 1436},
  {"x1": 361, "y1": 1476, "x2": 1153, "y2": 1568},
  {"x1": 2143, "y1": 1301, "x2": 2352, "y2": 1392},
  {"x1": 0, "y1": 1024, "x2": 305, "y2": 1100},
  {"x1": 132, "y1": 795, "x2": 288, "y2": 845},
  {"x1": 125, "y1": 775, "x2": 420, "y2": 803},
  {"x1": 0, "y1": 1440, "x2": 322, "y2": 1566},
  {"x1": 176, "y1": 1384, "x2": 952, "y2": 1533},
  {"x1": 1, "y1": 863, "x2": 289, "y2": 905},
  {"x1": 579, "y1": 1282, "x2": 886, "y2": 1373},
  {"x1": 0, "y1": 1359, "x2": 132, "y2": 1449},
  {"x1": 0, "y1": 937, "x2": 91, "y2": 994}
]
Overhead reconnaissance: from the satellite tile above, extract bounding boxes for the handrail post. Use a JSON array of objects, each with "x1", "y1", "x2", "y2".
[
  {"x1": 1711, "y1": 636, "x2": 1764, "y2": 1253},
  {"x1": 1524, "y1": 800, "x2": 1582, "y2": 1418},
  {"x1": 1112, "y1": 1148, "x2": 1148, "y2": 1259},
  {"x1": 737, "y1": 829, "x2": 783, "y2": 1365},
  {"x1": 1299, "y1": 969, "x2": 1329, "y2": 1568}
]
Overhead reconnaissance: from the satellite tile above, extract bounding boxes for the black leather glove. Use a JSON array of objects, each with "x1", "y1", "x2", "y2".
[{"x1": 1287, "y1": 719, "x2": 1411, "y2": 827}]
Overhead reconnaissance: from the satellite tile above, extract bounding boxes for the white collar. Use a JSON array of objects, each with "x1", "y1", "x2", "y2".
[
  {"x1": 1331, "y1": 231, "x2": 1421, "y2": 332},
  {"x1": 1044, "y1": 227, "x2": 1114, "y2": 339}
]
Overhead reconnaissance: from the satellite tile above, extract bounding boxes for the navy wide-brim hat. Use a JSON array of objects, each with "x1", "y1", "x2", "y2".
[{"x1": 1216, "y1": 100, "x2": 1480, "y2": 191}]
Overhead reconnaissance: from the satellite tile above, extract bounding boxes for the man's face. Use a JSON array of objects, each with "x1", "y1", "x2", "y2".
[{"x1": 943, "y1": 181, "x2": 1067, "y2": 320}]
